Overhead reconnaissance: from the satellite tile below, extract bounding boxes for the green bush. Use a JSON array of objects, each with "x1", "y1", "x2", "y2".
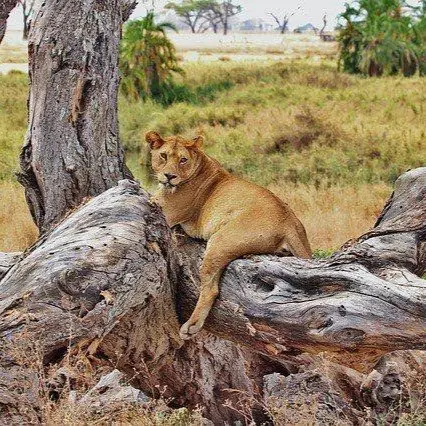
[
  {"x1": 338, "y1": 0, "x2": 426, "y2": 77},
  {"x1": 120, "y1": 12, "x2": 184, "y2": 101}
]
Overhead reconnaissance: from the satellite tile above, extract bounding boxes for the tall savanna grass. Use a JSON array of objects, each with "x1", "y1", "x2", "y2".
[
  {"x1": 1, "y1": 60, "x2": 425, "y2": 252},
  {"x1": 0, "y1": 181, "x2": 38, "y2": 251}
]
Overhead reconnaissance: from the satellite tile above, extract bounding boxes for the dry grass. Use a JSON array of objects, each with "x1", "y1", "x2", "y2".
[
  {"x1": 1, "y1": 62, "x2": 424, "y2": 253},
  {"x1": 44, "y1": 396, "x2": 204, "y2": 425},
  {"x1": 0, "y1": 181, "x2": 38, "y2": 251},
  {"x1": 2, "y1": 336, "x2": 205, "y2": 425},
  {"x1": 0, "y1": 181, "x2": 389, "y2": 253},
  {"x1": 270, "y1": 183, "x2": 391, "y2": 251},
  {"x1": 0, "y1": 44, "x2": 27, "y2": 64}
]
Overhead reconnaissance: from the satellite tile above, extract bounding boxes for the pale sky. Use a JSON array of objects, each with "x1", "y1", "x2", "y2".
[{"x1": 7, "y1": 0, "x2": 422, "y2": 31}]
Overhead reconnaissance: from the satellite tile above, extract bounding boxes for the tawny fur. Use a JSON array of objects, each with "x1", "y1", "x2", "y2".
[{"x1": 146, "y1": 131, "x2": 312, "y2": 340}]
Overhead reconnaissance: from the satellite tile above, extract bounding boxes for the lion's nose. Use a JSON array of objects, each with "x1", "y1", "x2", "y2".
[{"x1": 164, "y1": 173, "x2": 177, "y2": 181}]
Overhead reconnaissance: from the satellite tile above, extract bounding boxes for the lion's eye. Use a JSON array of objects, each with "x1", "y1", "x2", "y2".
[
  {"x1": 180, "y1": 157, "x2": 188, "y2": 165},
  {"x1": 160, "y1": 153, "x2": 167, "y2": 161}
]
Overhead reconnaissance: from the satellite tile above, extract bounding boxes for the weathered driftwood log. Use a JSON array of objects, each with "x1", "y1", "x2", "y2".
[
  {"x1": 18, "y1": 0, "x2": 136, "y2": 233},
  {"x1": 0, "y1": 252, "x2": 20, "y2": 280},
  {"x1": 0, "y1": 0, "x2": 18, "y2": 44},
  {"x1": 1, "y1": 168, "x2": 425, "y2": 422},
  {"x1": 0, "y1": 180, "x2": 254, "y2": 424},
  {"x1": 177, "y1": 167, "x2": 426, "y2": 371}
]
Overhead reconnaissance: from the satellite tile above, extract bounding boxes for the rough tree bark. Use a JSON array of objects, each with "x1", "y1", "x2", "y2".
[
  {"x1": 18, "y1": 0, "x2": 136, "y2": 234},
  {"x1": 0, "y1": 168, "x2": 425, "y2": 423},
  {"x1": 0, "y1": 181, "x2": 256, "y2": 423},
  {"x1": 20, "y1": 0, "x2": 34, "y2": 40},
  {"x1": 0, "y1": 252, "x2": 20, "y2": 280},
  {"x1": 0, "y1": 0, "x2": 18, "y2": 44}
]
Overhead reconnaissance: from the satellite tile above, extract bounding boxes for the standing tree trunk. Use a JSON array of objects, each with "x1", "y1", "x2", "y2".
[
  {"x1": 0, "y1": 0, "x2": 18, "y2": 44},
  {"x1": 20, "y1": 0, "x2": 34, "y2": 41},
  {"x1": 281, "y1": 18, "x2": 289, "y2": 34},
  {"x1": 18, "y1": 0, "x2": 136, "y2": 234}
]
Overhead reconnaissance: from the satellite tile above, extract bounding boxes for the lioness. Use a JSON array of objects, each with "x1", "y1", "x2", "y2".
[{"x1": 146, "y1": 131, "x2": 312, "y2": 340}]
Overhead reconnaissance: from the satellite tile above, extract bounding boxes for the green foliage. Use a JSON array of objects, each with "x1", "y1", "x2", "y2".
[
  {"x1": 2, "y1": 62, "x2": 425, "y2": 191},
  {"x1": 147, "y1": 79, "x2": 234, "y2": 106},
  {"x1": 120, "y1": 12, "x2": 184, "y2": 102},
  {"x1": 338, "y1": 0, "x2": 426, "y2": 77},
  {"x1": 313, "y1": 248, "x2": 335, "y2": 259}
]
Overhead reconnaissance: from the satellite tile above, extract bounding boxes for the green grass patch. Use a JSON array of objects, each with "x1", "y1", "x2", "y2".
[
  {"x1": 312, "y1": 248, "x2": 336, "y2": 259},
  {"x1": 1, "y1": 61, "x2": 425, "y2": 190}
]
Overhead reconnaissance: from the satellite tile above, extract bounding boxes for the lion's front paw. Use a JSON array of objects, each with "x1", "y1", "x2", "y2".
[{"x1": 179, "y1": 320, "x2": 203, "y2": 341}]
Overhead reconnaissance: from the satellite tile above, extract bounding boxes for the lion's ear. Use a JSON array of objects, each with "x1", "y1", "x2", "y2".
[
  {"x1": 190, "y1": 135, "x2": 204, "y2": 149},
  {"x1": 145, "y1": 131, "x2": 165, "y2": 150},
  {"x1": 183, "y1": 135, "x2": 204, "y2": 149}
]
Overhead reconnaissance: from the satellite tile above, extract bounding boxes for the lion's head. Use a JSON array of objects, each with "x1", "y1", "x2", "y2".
[{"x1": 146, "y1": 131, "x2": 204, "y2": 190}]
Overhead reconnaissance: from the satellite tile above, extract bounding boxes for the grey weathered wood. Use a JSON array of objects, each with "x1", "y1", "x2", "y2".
[
  {"x1": 360, "y1": 350, "x2": 426, "y2": 423},
  {"x1": 263, "y1": 350, "x2": 426, "y2": 423},
  {"x1": 0, "y1": 252, "x2": 20, "y2": 280},
  {"x1": 1, "y1": 168, "x2": 425, "y2": 422},
  {"x1": 73, "y1": 369, "x2": 149, "y2": 407},
  {"x1": 0, "y1": 0, "x2": 18, "y2": 44},
  {"x1": 18, "y1": 0, "x2": 135, "y2": 233},
  {"x1": 263, "y1": 366, "x2": 364, "y2": 424},
  {"x1": 0, "y1": 180, "x2": 254, "y2": 424}
]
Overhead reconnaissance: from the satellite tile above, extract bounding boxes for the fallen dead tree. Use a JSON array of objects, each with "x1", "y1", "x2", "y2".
[
  {"x1": 0, "y1": 181, "x2": 256, "y2": 423},
  {"x1": 177, "y1": 166, "x2": 426, "y2": 372},
  {"x1": 1, "y1": 168, "x2": 425, "y2": 423}
]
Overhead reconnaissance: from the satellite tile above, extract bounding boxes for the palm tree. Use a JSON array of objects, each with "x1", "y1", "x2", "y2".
[
  {"x1": 337, "y1": 0, "x2": 422, "y2": 77},
  {"x1": 120, "y1": 12, "x2": 184, "y2": 101}
]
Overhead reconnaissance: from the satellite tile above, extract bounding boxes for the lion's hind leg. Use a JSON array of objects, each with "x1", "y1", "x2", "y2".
[{"x1": 280, "y1": 223, "x2": 312, "y2": 259}]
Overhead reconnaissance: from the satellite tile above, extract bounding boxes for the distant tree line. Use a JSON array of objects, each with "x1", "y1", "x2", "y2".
[
  {"x1": 165, "y1": 0, "x2": 242, "y2": 35},
  {"x1": 118, "y1": 0, "x2": 425, "y2": 105}
]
